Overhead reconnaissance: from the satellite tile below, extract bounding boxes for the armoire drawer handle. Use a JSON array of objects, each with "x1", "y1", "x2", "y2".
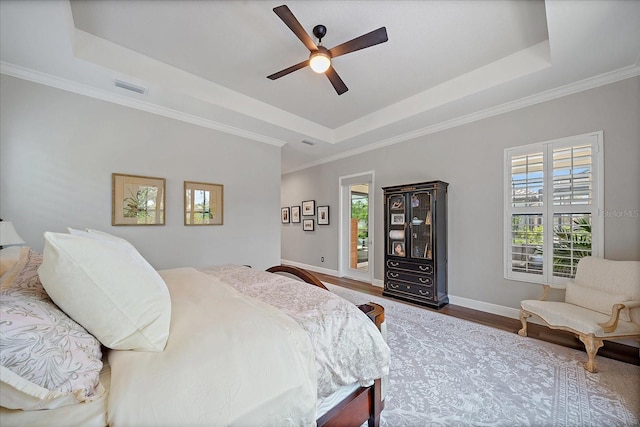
[
  {"x1": 419, "y1": 265, "x2": 432, "y2": 272},
  {"x1": 389, "y1": 261, "x2": 399, "y2": 267},
  {"x1": 418, "y1": 289, "x2": 429, "y2": 296},
  {"x1": 388, "y1": 283, "x2": 399, "y2": 289},
  {"x1": 388, "y1": 272, "x2": 399, "y2": 278},
  {"x1": 419, "y1": 277, "x2": 430, "y2": 284}
]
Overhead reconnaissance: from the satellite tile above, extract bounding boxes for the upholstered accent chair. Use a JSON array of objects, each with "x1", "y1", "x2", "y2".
[{"x1": 518, "y1": 257, "x2": 640, "y2": 372}]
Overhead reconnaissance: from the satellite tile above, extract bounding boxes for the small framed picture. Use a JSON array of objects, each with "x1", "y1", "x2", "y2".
[
  {"x1": 392, "y1": 241, "x2": 405, "y2": 257},
  {"x1": 391, "y1": 213, "x2": 405, "y2": 225},
  {"x1": 317, "y1": 206, "x2": 329, "y2": 225},
  {"x1": 390, "y1": 196, "x2": 404, "y2": 210},
  {"x1": 302, "y1": 200, "x2": 315, "y2": 216},
  {"x1": 281, "y1": 207, "x2": 290, "y2": 223},
  {"x1": 112, "y1": 173, "x2": 166, "y2": 226},
  {"x1": 291, "y1": 206, "x2": 301, "y2": 223},
  {"x1": 303, "y1": 219, "x2": 314, "y2": 231},
  {"x1": 184, "y1": 181, "x2": 224, "y2": 226}
]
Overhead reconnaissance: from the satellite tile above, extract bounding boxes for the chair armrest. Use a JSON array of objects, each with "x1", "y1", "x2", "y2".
[
  {"x1": 621, "y1": 300, "x2": 640, "y2": 309},
  {"x1": 597, "y1": 300, "x2": 640, "y2": 333},
  {"x1": 539, "y1": 283, "x2": 566, "y2": 301}
]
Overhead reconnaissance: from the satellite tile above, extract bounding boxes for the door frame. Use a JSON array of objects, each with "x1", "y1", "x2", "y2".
[{"x1": 339, "y1": 171, "x2": 374, "y2": 282}]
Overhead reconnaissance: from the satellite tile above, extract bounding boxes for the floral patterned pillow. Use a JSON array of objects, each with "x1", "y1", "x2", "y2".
[{"x1": 0, "y1": 248, "x2": 104, "y2": 410}]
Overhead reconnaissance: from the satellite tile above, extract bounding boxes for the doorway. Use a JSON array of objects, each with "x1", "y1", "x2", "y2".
[{"x1": 340, "y1": 172, "x2": 374, "y2": 282}]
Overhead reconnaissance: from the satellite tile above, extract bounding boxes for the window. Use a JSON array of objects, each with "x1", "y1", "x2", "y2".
[{"x1": 504, "y1": 132, "x2": 603, "y2": 284}]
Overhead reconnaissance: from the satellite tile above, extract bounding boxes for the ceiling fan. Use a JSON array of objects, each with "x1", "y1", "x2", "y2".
[{"x1": 267, "y1": 4, "x2": 388, "y2": 95}]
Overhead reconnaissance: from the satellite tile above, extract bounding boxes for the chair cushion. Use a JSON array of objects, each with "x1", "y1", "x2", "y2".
[
  {"x1": 521, "y1": 300, "x2": 640, "y2": 337},
  {"x1": 565, "y1": 281, "x2": 631, "y2": 322},
  {"x1": 572, "y1": 257, "x2": 640, "y2": 323}
]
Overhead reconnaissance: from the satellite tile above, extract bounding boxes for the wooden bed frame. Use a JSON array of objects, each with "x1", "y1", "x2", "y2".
[{"x1": 266, "y1": 265, "x2": 385, "y2": 427}]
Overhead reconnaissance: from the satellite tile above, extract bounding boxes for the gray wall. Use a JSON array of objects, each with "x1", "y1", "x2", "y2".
[
  {"x1": 281, "y1": 76, "x2": 640, "y2": 311},
  {"x1": 0, "y1": 75, "x2": 282, "y2": 271}
]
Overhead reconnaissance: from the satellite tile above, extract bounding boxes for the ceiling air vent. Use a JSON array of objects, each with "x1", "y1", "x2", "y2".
[
  {"x1": 301, "y1": 140, "x2": 316, "y2": 146},
  {"x1": 114, "y1": 80, "x2": 147, "y2": 94}
]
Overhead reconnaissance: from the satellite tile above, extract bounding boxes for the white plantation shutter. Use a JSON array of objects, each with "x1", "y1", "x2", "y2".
[{"x1": 504, "y1": 132, "x2": 603, "y2": 284}]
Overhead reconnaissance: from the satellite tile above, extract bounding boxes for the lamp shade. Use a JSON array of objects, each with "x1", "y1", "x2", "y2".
[{"x1": 0, "y1": 222, "x2": 26, "y2": 246}]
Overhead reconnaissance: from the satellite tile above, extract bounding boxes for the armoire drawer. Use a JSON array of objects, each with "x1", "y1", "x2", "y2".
[
  {"x1": 385, "y1": 281, "x2": 433, "y2": 299},
  {"x1": 386, "y1": 259, "x2": 433, "y2": 275},
  {"x1": 386, "y1": 270, "x2": 432, "y2": 286}
]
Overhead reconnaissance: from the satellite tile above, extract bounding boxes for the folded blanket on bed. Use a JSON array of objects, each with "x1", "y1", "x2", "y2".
[
  {"x1": 107, "y1": 268, "x2": 317, "y2": 427},
  {"x1": 199, "y1": 265, "x2": 391, "y2": 399}
]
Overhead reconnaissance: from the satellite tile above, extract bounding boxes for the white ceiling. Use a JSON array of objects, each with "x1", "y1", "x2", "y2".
[{"x1": 1, "y1": 1, "x2": 639, "y2": 174}]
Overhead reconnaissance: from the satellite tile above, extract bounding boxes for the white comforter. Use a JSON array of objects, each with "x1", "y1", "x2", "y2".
[
  {"x1": 199, "y1": 265, "x2": 390, "y2": 399},
  {"x1": 107, "y1": 268, "x2": 318, "y2": 426}
]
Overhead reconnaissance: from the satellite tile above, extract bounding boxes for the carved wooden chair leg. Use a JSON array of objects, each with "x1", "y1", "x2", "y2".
[
  {"x1": 518, "y1": 309, "x2": 531, "y2": 337},
  {"x1": 578, "y1": 334, "x2": 604, "y2": 373}
]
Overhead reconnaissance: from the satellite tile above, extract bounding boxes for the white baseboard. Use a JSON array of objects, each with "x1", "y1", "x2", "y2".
[
  {"x1": 448, "y1": 295, "x2": 521, "y2": 320},
  {"x1": 281, "y1": 259, "x2": 386, "y2": 288},
  {"x1": 280, "y1": 260, "x2": 640, "y2": 350},
  {"x1": 281, "y1": 259, "x2": 520, "y2": 318},
  {"x1": 280, "y1": 259, "x2": 340, "y2": 277}
]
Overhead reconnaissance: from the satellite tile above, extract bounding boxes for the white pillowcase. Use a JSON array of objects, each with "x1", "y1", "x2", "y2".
[
  {"x1": 38, "y1": 231, "x2": 171, "y2": 352},
  {"x1": 67, "y1": 227, "x2": 136, "y2": 248}
]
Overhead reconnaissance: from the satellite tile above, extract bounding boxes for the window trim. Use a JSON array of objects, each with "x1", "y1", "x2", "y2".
[{"x1": 504, "y1": 131, "x2": 604, "y2": 284}]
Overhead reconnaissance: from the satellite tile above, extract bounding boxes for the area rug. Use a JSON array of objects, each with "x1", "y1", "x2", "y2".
[{"x1": 324, "y1": 283, "x2": 640, "y2": 427}]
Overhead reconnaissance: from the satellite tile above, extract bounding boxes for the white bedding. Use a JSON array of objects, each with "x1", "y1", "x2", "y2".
[
  {"x1": 107, "y1": 267, "x2": 318, "y2": 426},
  {"x1": 1, "y1": 265, "x2": 389, "y2": 426},
  {"x1": 199, "y1": 265, "x2": 390, "y2": 399}
]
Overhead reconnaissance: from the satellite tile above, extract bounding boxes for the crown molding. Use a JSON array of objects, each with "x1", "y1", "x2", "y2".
[
  {"x1": 0, "y1": 61, "x2": 287, "y2": 147},
  {"x1": 2, "y1": 59, "x2": 638, "y2": 173},
  {"x1": 283, "y1": 63, "x2": 640, "y2": 174}
]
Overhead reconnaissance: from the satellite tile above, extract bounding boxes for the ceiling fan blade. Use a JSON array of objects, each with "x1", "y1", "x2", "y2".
[
  {"x1": 328, "y1": 27, "x2": 388, "y2": 59},
  {"x1": 273, "y1": 5, "x2": 317, "y2": 52},
  {"x1": 267, "y1": 59, "x2": 310, "y2": 80},
  {"x1": 325, "y1": 66, "x2": 348, "y2": 95}
]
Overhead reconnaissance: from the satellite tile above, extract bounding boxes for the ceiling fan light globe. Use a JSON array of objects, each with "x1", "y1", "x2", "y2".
[{"x1": 310, "y1": 52, "x2": 331, "y2": 73}]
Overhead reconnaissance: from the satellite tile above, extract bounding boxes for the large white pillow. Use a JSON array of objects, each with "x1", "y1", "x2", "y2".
[
  {"x1": 38, "y1": 231, "x2": 171, "y2": 352},
  {"x1": 67, "y1": 227, "x2": 135, "y2": 248}
]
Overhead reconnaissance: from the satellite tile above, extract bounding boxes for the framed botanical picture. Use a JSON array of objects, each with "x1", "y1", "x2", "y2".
[
  {"x1": 303, "y1": 219, "x2": 314, "y2": 231},
  {"x1": 317, "y1": 206, "x2": 330, "y2": 225},
  {"x1": 291, "y1": 206, "x2": 301, "y2": 223},
  {"x1": 112, "y1": 173, "x2": 165, "y2": 226},
  {"x1": 391, "y1": 213, "x2": 405, "y2": 225},
  {"x1": 302, "y1": 200, "x2": 315, "y2": 216},
  {"x1": 184, "y1": 181, "x2": 224, "y2": 225},
  {"x1": 281, "y1": 207, "x2": 290, "y2": 223}
]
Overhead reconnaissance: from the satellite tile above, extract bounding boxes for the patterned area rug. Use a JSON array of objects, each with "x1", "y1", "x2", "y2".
[{"x1": 324, "y1": 283, "x2": 640, "y2": 427}]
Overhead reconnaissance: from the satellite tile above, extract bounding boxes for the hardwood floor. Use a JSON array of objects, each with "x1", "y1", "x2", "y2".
[{"x1": 314, "y1": 272, "x2": 640, "y2": 367}]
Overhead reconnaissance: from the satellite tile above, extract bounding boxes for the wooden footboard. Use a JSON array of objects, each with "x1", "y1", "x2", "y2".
[
  {"x1": 266, "y1": 265, "x2": 385, "y2": 427},
  {"x1": 317, "y1": 378, "x2": 383, "y2": 427},
  {"x1": 266, "y1": 264, "x2": 328, "y2": 290}
]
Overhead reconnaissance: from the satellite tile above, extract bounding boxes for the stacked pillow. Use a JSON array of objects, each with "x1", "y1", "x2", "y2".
[
  {"x1": 0, "y1": 247, "x2": 104, "y2": 410},
  {"x1": 0, "y1": 229, "x2": 172, "y2": 411}
]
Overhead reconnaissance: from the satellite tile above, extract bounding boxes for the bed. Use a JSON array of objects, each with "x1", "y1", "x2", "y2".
[{"x1": 0, "y1": 229, "x2": 390, "y2": 426}]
